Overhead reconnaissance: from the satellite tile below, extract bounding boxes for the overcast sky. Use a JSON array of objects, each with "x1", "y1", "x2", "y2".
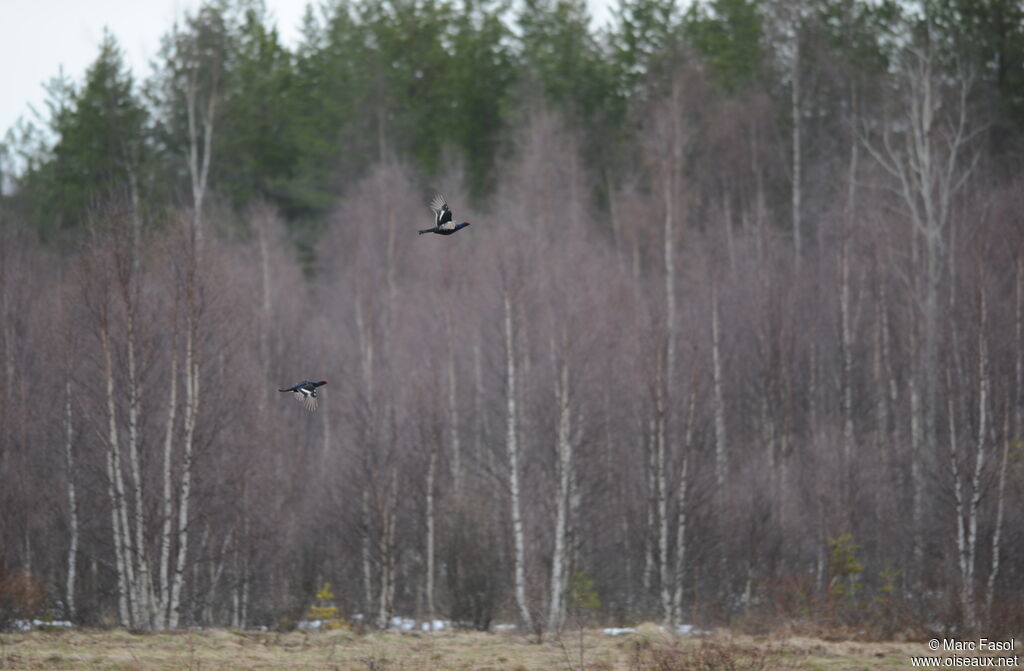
[{"x1": 1, "y1": 0, "x2": 614, "y2": 141}]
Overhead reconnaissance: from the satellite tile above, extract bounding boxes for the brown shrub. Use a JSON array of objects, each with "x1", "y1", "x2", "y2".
[
  {"x1": 0, "y1": 563, "x2": 46, "y2": 630},
  {"x1": 630, "y1": 640, "x2": 801, "y2": 671}
]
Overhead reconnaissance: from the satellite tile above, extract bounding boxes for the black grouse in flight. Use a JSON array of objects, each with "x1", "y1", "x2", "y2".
[
  {"x1": 279, "y1": 380, "x2": 327, "y2": 411},
  {"x1": 419, "y1": 194, "x2": 471, "y2": 235}
]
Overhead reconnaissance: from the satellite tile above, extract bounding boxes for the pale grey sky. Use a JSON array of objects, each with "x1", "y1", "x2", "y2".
[
  {"x1": 1, "y1": 0, "x2": 614, "y2": 140},
  {"x1": 0, "y1": 0, "x2": 309, "y2": 136}
]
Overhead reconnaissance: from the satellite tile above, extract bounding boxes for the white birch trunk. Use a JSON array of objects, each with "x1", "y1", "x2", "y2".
[
  {"x1": 102, "y1": 318, "x2": 130, "y2": 626},
  {"x1": 185, "y1": 70, "x2": 216, "y2": 248},
  {"x1": 909, "y1": 335, "x2": 924, "y2": 578},
  {"x1": 964, "y1": 289, "x2": 989, "y2": 629},
  {"x1": 426, "y1": 435, "x2": 437, "y2": 630},
  {"x1": 169, "y1": 301, "x2": 199, "y2": 628},
  {"x1": 64, "y1": 377, "x2": 78, "y2": 621},
  {"x1": 671, "y1": 384, "x2": 696, "y2": 628},
  {"x1": 547, "y1": 357, "x2": 571, "y2": 633},
  {"x1": 125, "y1": 306, "x2": 152, "y2": 628},
  {"x1": 986, "y1": 424, "x2": 1009, "y2": 618},
  {"x1": 712, "y1": 284, "x2": 727, "y2": 488},
  {"x1": 948, "y1": 377, "x2": 970, "y2": 624},
  {"x1": 642, "y1": 418, "x2": 655, "y2": 596},
  {"x1": 862, "y1": 51, "x2": 979, "y2": 583},
  {"x1": 447, "y1": 313, "x2": 462, "y2": 495},
  {"x1": 504, "y1": 289, "x2": 534, "y2": 634},
  {"x1": 158, "y1": 338, "x2": 179, "y2": 629},
  {"x1": 655, "y1": 348, "x2": 671, "y2": 626},
  {"x1": 377, "y1": 475, "x2": 398, "y2": 629},
  {"x1": 362, "y1": 490, "x2": 373, "y2": 616}
]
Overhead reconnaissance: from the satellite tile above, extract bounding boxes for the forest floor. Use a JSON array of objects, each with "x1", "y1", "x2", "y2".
[{"x1": 0, "y1": 625, "x2": 975, "y2": 670}]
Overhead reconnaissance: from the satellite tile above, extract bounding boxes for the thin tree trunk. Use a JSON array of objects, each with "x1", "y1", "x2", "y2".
[
  {"x1": 169, "y1": 296, "x2": 199, "y2": 629},
  {"x1": 655, "y1": 347, "x2": 671, "y2": 626},
  {"x1": 356, "y1": 295, "x2": 375, "y2": 400},
  {"x1": 158, "y1": 337, "x2": 179, "y2": 629},
  {"x1": 101, "y1": 316, "x2": 130, "y2": 626},
  {"x1": 547, "y1": 356, "x2": 571, "y2": 633},
  {"x1": 425, "y1": 434, "x2": 437, "y2": 631},
  {"x1": 672, "y1": 384, "x2": 696, "y2": 628},
  {"x1": 948, "y1": 372, "x2": 971, "y2": 626},
  {"x1": 504, "y1": 288, "x2": 533, "y2": 634},
  {"x1": 986, "y1": 417, "x2": 1009, "y2": 619},
  {"x1": 606, "y1": 173, "x2": 623, "y2": 270},
  {"x1": 185, "y1": 70, "x2": 216, "y2": 248},
  {"x1": 840, "y1": 230, "x2": 854, "y2": 509},
  {"x1": 909, "y1": 341, "x2": 924, "y2": 580},
  {"x1": 447, "y1": 313, "x2": 462, "y2": 496},
  {"x1": 965, "y1": 288, "x2": 989, "y2": 630},
  {"x1": 64, "y1": 376, "x2": 78, "y2": 622},
  {"x1": 791, "y1": 32, "x2": 803, "y2": 268},
  {"x1": 643, "y1": 418, "x2": 655, "y2": 598},
  {"x1": 712, "y1": 283, "x2": 727, "y2": 488},
  {"x1": 362, "y1": 489, "x2": 373, "y2": 617},
  {"x1": 378, "y1": 512, "x2": 390, "y2": 629},
  {"x1": 1016, "y1": 260, "x2": 1023, "y2": 438},
  {"x1": 377, "y1": 473, "x2": 398, "y2": 629},
  {"x1": 256, "y1": 216, "x2": 273, "y2": 414},
  {"x1": 664, "y1": 157, "x2": 677, "y2": 395},
  {"x1": 125, "y1": 305, "x2": 151, "y2": 628},
  {"x1": 875, "y1": 279, "x2": 892, "y2": 466}
]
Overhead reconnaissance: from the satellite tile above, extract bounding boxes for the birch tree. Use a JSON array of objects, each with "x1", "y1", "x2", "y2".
[
  {"x1": 503, "y1": 277, "x2": 534, "y2": 635},
  {"x1": 547, "y1": 336, "x2": 574, "y2": 633},
  {"x1": 156, "y1": 4, "x2": 234, "y2": 246},
  {"x1": 862, "y1": 35, "x2": 982, "y2": 582}
]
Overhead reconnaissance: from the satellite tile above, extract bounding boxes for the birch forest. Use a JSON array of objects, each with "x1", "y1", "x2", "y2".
[{"x1": 1, "y1": 0, "x2": 1023, "y2": 637}]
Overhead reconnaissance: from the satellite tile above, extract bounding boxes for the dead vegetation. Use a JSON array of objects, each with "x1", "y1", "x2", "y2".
[{"x1": 0, "y1": 627, "x2": 959, "y2": 671}]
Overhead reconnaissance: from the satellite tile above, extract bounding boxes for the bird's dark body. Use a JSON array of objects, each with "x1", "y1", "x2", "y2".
[
  {"x1": 419, "y1": 226, "x2": 465, "y2": 236},
  {"x1": 278, "y1": 380, "x2": 327, "y2": 411},
  {"x1": 419, "y1": 194, "x2": 471, "y2": 235}
]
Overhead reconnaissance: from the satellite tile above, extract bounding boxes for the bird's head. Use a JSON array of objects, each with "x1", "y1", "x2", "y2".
[
  {"x1": 461, "y1": 221, "x2": 472, "y2": 227},
  {"x1": 319, "y1": 380, "x2": 328, "y2": 385}
]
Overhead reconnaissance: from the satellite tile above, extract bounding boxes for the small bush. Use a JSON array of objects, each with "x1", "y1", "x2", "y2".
[
  {"x1": 305, "y1": 583, "x2": 350, "y2": 631},
  {"x1": 630, "y1": 640, "x2": 800, "y2": 671},
  {"x1": 0, "y1": 563, "x2": 45, "y2": 631}
]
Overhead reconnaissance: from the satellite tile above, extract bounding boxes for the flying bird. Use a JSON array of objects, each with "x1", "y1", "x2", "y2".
[
  {"x1": 278, "y1": 380, "x2": 327, "y2": 411},
  {"x1": 419, "y1": 194, "x2": 471, "y2": 235}
]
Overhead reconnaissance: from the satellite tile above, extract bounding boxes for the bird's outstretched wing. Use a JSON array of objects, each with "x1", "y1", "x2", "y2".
[
  {"x1": 292, "y1": 393, "x2": 318, "y2": 411},
  {"x1": 430, "y1": 194, "x2": 454, "y2": 230}
]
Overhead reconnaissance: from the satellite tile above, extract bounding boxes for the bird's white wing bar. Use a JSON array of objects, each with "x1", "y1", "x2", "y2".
[
  {"x1": 290, "y1": 391, "x2": 318, "y2": 411},
  {"x1": 430, "y1": 194, "x2": 447, "y2": 214}
]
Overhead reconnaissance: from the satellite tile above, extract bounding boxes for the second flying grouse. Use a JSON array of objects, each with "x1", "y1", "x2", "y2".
[
  {"x1": 279, "y1": 380, "x2": 327, "y2": 411},
  {"x1": 419, "y1": 194, "x2": 471, "y2": 235}
]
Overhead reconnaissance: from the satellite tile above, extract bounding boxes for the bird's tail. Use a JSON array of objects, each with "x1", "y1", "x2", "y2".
[
  {"x1": 418, "y1": 228, "x2": 433, "y2": 235},
  {"x1": 278, "y1": 388, "x2": 291, "y2": 392}
]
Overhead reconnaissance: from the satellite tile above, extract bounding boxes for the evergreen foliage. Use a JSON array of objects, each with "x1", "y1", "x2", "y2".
[{"x1": 8, "y1": 0, "x2": 1013, "y2": 237}]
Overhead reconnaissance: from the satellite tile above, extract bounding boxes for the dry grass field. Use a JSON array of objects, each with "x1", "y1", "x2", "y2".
[{"x1": 0, "y1": 625, "x2": 958, "y2": 671}]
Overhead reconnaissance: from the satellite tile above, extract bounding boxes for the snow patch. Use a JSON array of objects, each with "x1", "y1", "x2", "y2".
[
  {"x1": 601, "y1": 624, "x2": 701, "y2": 636},
  {"x1": 602, "y1": 627, "x2": 636, "y2": 636},
  {"x1": 9, "y1": 619, "x2": 74, "y2": 631}
]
